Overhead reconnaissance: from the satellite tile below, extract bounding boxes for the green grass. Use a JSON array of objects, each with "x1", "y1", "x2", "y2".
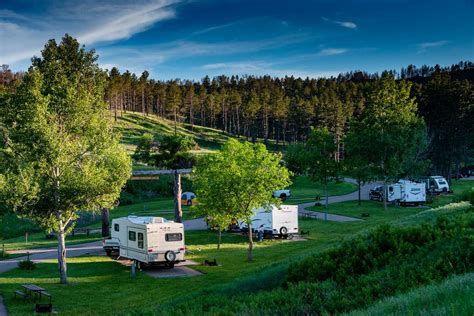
[
  {"x1": 306, "y1": 200, "x2": 426, "y2": 223},
  {"x1": 1, "y1": 198, "x2": 454, "y2": 315},
  {"x1": 347, "y1": 272, "x2": 474, "y2": 316},
  {"x1": 0, "y1": 233, "x2": 103, "y2": 252},
  {"x1": 285, "y1": 176, "x2": 358, "y2": 204},
  {"x1": 429, "y1": 179, "x2": 474, "y2": 207},
  {"x1": 115, "y1": 112, "x2": 237, "y2": 153}
]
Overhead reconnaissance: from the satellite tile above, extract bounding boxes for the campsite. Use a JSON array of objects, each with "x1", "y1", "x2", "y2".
[{"x1": 1, "y1": 1, "x2": 473, "y2": 315}]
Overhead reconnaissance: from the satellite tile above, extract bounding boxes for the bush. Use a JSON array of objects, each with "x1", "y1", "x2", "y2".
[
  {"x1": 460, "y1": 188, "x2": 474, "y2": 205},
  {"x1": 18, "y1": 259, "x2": 36, "y2": 270}
]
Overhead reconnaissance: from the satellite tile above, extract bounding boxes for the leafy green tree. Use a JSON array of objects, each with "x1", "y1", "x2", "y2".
[
  {"x1": 132, "y1": 133, "x2": 155, "y2": 164},
  {"x1": 419, "y1": 73, "x2": 474, "y2": 181},
  {"x1": 0, "y1": 35, "x2": 131, "y2": 284},
  {"x1": 193, "y1": 139, "x2": 291, "y2": 261},
  {"x1": 306, "y1": 127, "x2": 339, "y2": 209},
  {"x1": 155, "y1": 135, "x2": 196, "y2": 169},
  {"x1": 350, "y1": 73, "x2": 427, "y2": 210}
]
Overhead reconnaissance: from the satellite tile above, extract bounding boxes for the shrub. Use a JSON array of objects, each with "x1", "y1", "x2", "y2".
[
  {"x1": 460, "y1": 188, "x2": 474, "y2": 205},
  {"x1": 18, "y1": 259, "x2": 36, "y2": 270}
]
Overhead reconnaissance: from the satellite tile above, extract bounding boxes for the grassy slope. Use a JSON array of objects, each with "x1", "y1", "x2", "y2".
[
  {"x1": 1, "y1": 199, "x2": 455, "y2": 315},
  {"x1": 116, "y1": 112, "x2": 239, "y2": 154},
  {"x1": 347, "y1": 273, "x2": 474, "y2": 316}
]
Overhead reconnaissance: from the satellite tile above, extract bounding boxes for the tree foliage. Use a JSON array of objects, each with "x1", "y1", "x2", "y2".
[
  {"x1": 0, "y1": 35, "x2": 131, "y2": 284},
  {"x1": 192, "y1": 139, "x2": 291, "y2": 260}
]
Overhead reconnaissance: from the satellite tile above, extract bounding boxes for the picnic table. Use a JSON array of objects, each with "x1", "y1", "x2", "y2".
[{"x1": 21, "y1": 284, "x2": 51, "y2": 302}]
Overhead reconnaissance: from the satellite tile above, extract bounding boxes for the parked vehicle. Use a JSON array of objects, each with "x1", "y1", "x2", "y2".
[
  {"x1": 104, "y1": 216, "x2": 185, "y2": 269},
  {"x1": 369, "y1": 185, "x2": 384, "y2": 201},
  {"x1": 238, "y1": 205, "x2": 298, "y2": 238},
  {"x1": 181, "y1": 191, "x2": 197, "y2": 205},
  {"x1": 272, "y1": 189, "x2": 291, "y2": 201},
  {"x1": 387, "y1": 180, "x2": 426, "y2": 206},
  {"x1": 417, "y1": 176, "x2": 450, "y2": 193}
]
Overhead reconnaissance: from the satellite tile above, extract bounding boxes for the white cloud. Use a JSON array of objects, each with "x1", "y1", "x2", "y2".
[
  {"x1": 417, "y1": 40, "x2": 449, "y2": 51},
  {"x1": 322, "y1": 17, "x2": 357, "y2": 29},
  {"x1": 318, "y1": 48, "x2": 348, "y2": 56},
  {"x1": 0, "y1": 0, "x2": 182, "y2": 66}
]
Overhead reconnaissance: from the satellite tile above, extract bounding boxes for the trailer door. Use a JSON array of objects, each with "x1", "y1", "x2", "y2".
[{"x1": 126, "y1": 227, "x2": 147, "y2": 262}]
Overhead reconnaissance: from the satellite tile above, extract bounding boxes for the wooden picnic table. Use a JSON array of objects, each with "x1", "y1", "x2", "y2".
[{"x1": 22, "y1": 284, "x2": 45, "y2": 301}]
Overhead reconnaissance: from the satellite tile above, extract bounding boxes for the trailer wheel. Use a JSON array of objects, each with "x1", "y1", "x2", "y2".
[
  {"x1": 165, "y1": 251, "x2": 176, "y2": 263},
  {"x1": 105, "y1": 249, "x2": 112, "y2": 257},
  {"x1": 280, "y1": 227, "x2": 288, "y2": 235}
]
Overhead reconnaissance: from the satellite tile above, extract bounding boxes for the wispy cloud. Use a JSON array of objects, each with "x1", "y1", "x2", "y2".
[
  {"x1": 417, "y1": 40, "x2": 449, "y2": 52},
  {"x1": 322, "y1": 17, "x2": 357, "y2": 29},
  {"x1": 0, "y1": 0, "x2": 182, "y2": 65},
  {"x1": 318, "y1": 48, "x2": 348, "y2": 56}
]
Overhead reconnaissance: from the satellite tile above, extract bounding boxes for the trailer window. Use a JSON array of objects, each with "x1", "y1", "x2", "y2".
[
  {"x1": 165, "y1": 233, "x2": 182, "y2": 242},
  {"x1": 137, "y1": 233, "x2": 144, "y2": 249},
  {"x1": 114, "y1": 224, "x2": 119, "y2": 232},
  {"x1": 128, "y1": 231, "x2": 136, "y2": 241}
]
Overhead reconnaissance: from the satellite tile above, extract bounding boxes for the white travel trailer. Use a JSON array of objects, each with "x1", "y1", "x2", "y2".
[
  {"x1": 417, "y1": 176, "x2": 450, "y2": 193},
  {"x1": 107, "y1": 216, "x2": 185, "y2": 268},
  {"x1": 239, "y1": 205, "x2": 298, "y2": 237},
  {"x1": 387, "y1": 180, "x2": 426, "y2": 206}
]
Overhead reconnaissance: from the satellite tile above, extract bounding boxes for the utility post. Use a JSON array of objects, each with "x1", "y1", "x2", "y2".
[
  {"x1": 102, "y1": 208, "x2": 110, "y2": 237},
  {"x1": 174, "y1": 170, "x2": 183, "y2": 223}
]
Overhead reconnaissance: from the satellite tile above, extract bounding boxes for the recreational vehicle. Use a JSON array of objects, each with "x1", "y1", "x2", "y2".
[
  {"x1": 417, "y1": 176, "x2": 450, "y2": 193},
  {"x1": 104, "y1": 216, "x2": 185, "y2": 268},
  {"x1": 239, "y1": 205, "x2": 298, "y2": 238},
  {"x1": 387, "y1": 180, "x2": 426, "y2": 206}
]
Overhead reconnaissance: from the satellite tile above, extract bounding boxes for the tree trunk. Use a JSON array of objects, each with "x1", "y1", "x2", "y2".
[
  {"x1": 358, "y1": 180, "x2": 361, "y2": 206},
  {"x1": 383, "y1": 180, "x2": 388, "y2": 211},
  {"x1": 217, "y1": 230, "x2": 222, "y2": 249},
  {"x1": 56, "y1": 220, "x2": 68, "y2": 284},
  {"x1": 174, "y1": 171, "x2": 182, "y2": 222},
  {"x1": 325, "y1": 180, "x2": 329, "y2": 209},
  {"x1": 174, "y1": 109, "x2": 177, "y2": 135},
  {"x1": 247, "y1": 222, "x2": 253, "y2": 262},
  {"x1": 102, "y1": 208, "x2": 110, "y2": 237}
]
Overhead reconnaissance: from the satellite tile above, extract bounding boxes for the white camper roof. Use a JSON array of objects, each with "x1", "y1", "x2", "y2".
[{"x1": 126, "y1": 216, "x2": 171, "y2": 225}]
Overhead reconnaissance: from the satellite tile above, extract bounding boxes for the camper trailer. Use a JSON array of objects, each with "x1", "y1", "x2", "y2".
[
  {"x1": 417, "y1": 176, "x2": 450, "y2": 193},
  {"x1": 387, "y1": 180, "x2": 426, "y2": 206},
  {"x1": 104, "y1": 216, "x2": 185, "y2": 268},
  {"x1": 239, "y1": 205, "x2": 298, "y2": 238}
]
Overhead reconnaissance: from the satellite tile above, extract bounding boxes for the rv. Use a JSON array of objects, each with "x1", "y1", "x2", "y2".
[
  {"x1": 387, "y1": 180, "x2": 426, "y2": 206},
  {"x1": 104, "y1": 216, "x2": 185, "y2": 269},
  {"x1": 417, "y1": 176, "x2": 450, "y2": 193},
  {"x1": 239, "y1": 205, "x2": 298, "y2": 238}
]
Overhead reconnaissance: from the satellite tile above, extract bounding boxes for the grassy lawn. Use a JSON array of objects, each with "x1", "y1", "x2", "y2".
[
  {"x1": 0, "y1": 199, "x2": 442, "y2": 315},
  {"x1": 306, "y1": 200, "x2": 425, "y2": 224},
  {"x1": 285, "y1": 176, "x2": 358, "y2": 205},
  {"x1": 347, "y1": 272, "x2": 474, "y2": 316},
  {"x1": 0, "y1": 233, "x2": 103, "y2": 252},
  {"x1": 429, "y1": 179, "x2": 473, "y2": 207}
]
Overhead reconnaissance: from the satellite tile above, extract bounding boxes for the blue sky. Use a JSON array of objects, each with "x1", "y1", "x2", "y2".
[{"x1": 1, "y1": 0, "x2": 473, "y2": 80}]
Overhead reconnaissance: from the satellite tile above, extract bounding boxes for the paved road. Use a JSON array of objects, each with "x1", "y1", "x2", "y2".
[
  {"x1": 0, "y1": 241, "x2": 103, "y2": 274},
  {"x1": 297, "y1": 180, "x2": 381, "y2": 222}
]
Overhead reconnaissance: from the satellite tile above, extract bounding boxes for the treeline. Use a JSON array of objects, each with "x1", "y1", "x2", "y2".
[{"x1": 1, "y1": 61, "x2": 473, "y2": 178}]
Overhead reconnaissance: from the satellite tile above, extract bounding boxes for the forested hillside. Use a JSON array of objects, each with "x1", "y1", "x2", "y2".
[{"x1": 1, "y1": 61, "x2": 473, "y2": 178}]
